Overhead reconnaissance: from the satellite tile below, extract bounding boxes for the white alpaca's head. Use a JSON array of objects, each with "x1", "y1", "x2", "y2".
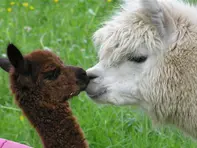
[{"x1": 86, "y1": 0, "x2": 197, "y2": 112}]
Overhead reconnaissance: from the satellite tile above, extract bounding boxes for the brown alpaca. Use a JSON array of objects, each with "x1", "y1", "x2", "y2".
[{"x1": 0, "y1": 44, "x2": 89, "y2": 148}]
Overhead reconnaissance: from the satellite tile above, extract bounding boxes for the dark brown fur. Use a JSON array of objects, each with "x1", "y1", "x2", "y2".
[{"x1": 2, "y1": 47, "x2": 89, "y2": 148}]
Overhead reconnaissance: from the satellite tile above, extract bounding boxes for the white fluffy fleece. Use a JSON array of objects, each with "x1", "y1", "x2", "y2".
[{"x1": 86, "y1": 0, "x2": 197, "y2": 139}]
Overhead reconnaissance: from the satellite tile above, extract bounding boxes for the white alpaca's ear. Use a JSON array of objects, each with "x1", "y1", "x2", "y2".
[{"x1": 141, "y1": 0, "x2": 176, "y2": 45}]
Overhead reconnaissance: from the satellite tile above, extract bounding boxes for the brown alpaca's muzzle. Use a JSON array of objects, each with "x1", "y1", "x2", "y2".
[
  {"x1": 69, "y1": 66, "x2": 90, "y2": 91},
  {"x1": 59, "y1": 66, "x2": 89, "y2": 102}
]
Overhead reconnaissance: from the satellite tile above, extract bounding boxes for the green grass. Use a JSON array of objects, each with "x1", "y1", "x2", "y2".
[{"x1": 0, "y1": 0, "x2": 197, "y2": 148}]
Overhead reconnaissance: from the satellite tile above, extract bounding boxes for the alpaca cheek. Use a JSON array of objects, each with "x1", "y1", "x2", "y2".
[
  {"x1": 69, "y1": 84, "x2": 80, "y2": 95},
  {"x1": 60, "y1": 75, "x2": 79, "y2": 92}
]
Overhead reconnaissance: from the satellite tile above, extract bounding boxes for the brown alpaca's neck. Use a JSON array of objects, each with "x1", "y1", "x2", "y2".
[{"x1": 15, "y1": 93, "x2": 88, "y2": 148}]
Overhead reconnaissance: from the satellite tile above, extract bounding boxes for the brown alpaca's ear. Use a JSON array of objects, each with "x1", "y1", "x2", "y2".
[
  {"x1": 0, "y1": 58, "x2": 11, "y2": 72},
  {"x1": 7, "y1": 44, "x2": 30, "y2": 75}
]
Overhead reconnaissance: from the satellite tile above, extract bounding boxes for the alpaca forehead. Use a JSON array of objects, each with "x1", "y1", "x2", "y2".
[
  {"x1": 25, "y1": 50, "x2": 62, "y2": 66},
  {"x1": 94, "y1": 0, "x2": 197, "y2": 67},
  {"x1": 95, "y1": 14, "x2": 161, "y2": 66}
]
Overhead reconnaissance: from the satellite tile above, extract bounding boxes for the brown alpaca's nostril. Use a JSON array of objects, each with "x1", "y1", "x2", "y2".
[
  {"x1": 75, "y1": 68, "x2": 87, "y2": 81},
  {"x1": 75, "y1": 68, "x2": 89, "y2": 90}
]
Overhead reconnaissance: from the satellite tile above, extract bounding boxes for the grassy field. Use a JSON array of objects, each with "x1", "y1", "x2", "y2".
[{"x1": 1, "y1": 0, "x2": 197, "y2": 148}]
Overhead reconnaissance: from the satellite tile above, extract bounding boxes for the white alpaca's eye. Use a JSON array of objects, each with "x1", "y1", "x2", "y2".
[
  {"x1": 128, "y1": 56, "x2": 147, "y2": 63},
  {"x1": 115, "y1": 43, "x2": 119, "y2": 48}
]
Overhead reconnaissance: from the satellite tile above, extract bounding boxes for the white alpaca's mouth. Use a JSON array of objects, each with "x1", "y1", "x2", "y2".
[{"x1": 86, "y1": 88, "x2": 107, "y2": 99}]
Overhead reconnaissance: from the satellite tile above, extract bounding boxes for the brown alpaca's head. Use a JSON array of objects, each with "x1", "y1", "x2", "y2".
[{"x1": 0, "y1": 44, "x2": 89, "y2": 104}]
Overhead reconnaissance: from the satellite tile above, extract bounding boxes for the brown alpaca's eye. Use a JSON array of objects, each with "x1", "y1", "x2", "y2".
[{"x1": 43, "y1": 68, "x2": 60, "y2": 80}]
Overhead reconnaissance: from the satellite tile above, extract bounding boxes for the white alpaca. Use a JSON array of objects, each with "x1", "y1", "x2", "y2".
[{"x1": 86, "y1": 0, "x2": 197, "y2": 138}]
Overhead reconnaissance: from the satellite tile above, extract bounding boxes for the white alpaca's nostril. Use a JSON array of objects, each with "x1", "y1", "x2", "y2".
[
  {"x1": 88, "y1": 74, "x2": 98, "y2": 80},
  {"x1": 86, "y1": 64, "x2": 102, "y2": 80},
  {"x1": 87, "y1": 68, "x2": 99, "y2": 80}
]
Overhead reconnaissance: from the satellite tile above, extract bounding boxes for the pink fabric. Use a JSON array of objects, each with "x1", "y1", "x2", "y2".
[{"x1": 0, "y1": 138, "x2": 31, "y2": 148}]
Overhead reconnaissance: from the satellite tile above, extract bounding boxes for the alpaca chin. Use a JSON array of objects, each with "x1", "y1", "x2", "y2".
[{"x1": 62, "y1": 91, "x2": 80, "y2": 102}]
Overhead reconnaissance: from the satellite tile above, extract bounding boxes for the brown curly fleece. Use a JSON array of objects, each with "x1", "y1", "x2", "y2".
[{"x1": 1, "y1": 44, "x2": 89, "y2": 148}]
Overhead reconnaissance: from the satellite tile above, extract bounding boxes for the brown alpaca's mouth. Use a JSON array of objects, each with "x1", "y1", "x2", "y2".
[{"x1": 62, "y1": 90, "x2": 81, "y2": 102}]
